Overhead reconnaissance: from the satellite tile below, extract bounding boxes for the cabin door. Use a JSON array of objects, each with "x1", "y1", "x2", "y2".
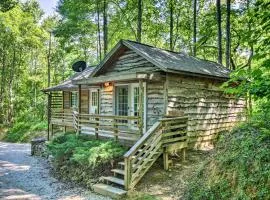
[
  {"x1": 115, "y1": 85, "x2": 129, "y2": 117},
  {"x1": 89, "y1": 89, "x2": 100, "y2": 114},
  {"x1": 130, "y1": 83, "x2": 146, "y2": 131}
]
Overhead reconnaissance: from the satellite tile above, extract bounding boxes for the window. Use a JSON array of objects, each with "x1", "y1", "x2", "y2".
[{"x1": 71, "y1": 92, "x2": 78, "y2": 108}]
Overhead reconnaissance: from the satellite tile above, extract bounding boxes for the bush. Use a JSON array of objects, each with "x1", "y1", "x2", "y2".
[
  {"x1": 46, "y1": 133, "x2": 127, "y2": 187},
  {"x1": 184, "y1": 114, "x2": 270, "y2": 200},
  {"x1": 4, "y1": 120, "x2": 47, "y2": 142}
]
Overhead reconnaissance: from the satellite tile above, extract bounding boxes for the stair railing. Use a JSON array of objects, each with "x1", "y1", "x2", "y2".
[
  {"x1": 124, "y1": 121, "x2": 163, "y2": 190},
  {"x1": 124, "y1": 116, "x2": 188, "y2": 190}
]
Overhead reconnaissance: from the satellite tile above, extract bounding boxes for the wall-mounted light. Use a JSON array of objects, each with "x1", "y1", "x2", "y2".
[{"x1": 104, "y1": 82, "x2": 111, "y2": 87}]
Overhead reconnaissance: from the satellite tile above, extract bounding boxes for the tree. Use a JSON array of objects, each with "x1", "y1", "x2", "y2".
[
  {"x1": 225, "y1": 0, "x2": 231, "y2": 69},
  {"x1": 137, "y1": 0, "x2": 142, "y2": 42},
  {"x1": 193, "y1": 0, "x2": 197, "y2": 56},
  {"x1": 103, "y1": 0, "x2": 108, "y2": 55},
  {"x1": 216, "y1": 0, "x2": 222, "y2": 64}
]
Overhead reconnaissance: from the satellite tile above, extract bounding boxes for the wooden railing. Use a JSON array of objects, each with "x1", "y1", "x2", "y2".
[
  {"x1": 51, "y1": 111, "x2": 74, "y2": 127},
  {"x1": 124, "y1": 116, "x2": 188, "y2": 190},
  {"x1": 76, "y1": 113, "x2": 142, "y2": 141},
  {"x1": 50, "y1": 110, "x2": 142, "y2": 142}
]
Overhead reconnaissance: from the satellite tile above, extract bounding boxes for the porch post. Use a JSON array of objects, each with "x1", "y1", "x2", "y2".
[
  {"x1": 138, "y1": 79, "x2": 144, "y2": 135},
  {"x1": 78, "y1": 84, "x2": 82, "y2": 135},
  {"x1": 47, "y1": 93, "x2": 52, "y2": 140}
]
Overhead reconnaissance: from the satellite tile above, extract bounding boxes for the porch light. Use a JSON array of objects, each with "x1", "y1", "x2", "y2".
[{"x1": 104, "y1": 82, "x2": 111, "y2": 87}]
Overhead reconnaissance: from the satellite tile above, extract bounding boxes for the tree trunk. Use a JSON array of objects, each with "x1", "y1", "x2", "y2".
[
  {"x1": 225, "y1": 0, "x2": 231, "y2": 68},
  {"x1": 0, "y1": 42, "x2": 6, "y2": 124},
  {"x1": 247, "y1": 0, "x2": 253, "y2": 117},
  {"x1": 193, "y1": 0, "x2": 197, "y2": 56},
  {"x1": 97, "y1": 0, "x2": 102, "y2": 61},
  {"x1": 47, "y1": 31, "x2": 52, "y2": 88},
  {"x1": 169, "y1": 0, "x2": 174, "y2": 51},
  {"x1": 103, "y1": 0, "x2": 108, "y2": 55},
  {"x1": 137, "y1": 0, "x2": 142, "y2": 42},
  {"x1": 216, "y1": 0, "x2": 222, "y2": 64}
]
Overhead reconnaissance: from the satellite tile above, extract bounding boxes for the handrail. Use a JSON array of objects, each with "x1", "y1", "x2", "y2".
[
  {"x1": 124, "y1": 116, "x2": 188, "y2": 190},
  {"x1": 124, "y1": 121, "x2": 161, "y2": 158}
]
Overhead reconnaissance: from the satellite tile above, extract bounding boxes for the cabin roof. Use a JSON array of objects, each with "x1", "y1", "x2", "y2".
[
  {"x1": 90, "y1": 40, "x2": 230, "y2": 79},
  {"x1": 42, "y1": 66, "x2": 96, "y2": 92}
]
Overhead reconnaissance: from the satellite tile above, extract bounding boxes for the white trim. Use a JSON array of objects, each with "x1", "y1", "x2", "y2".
[{"x1": 113, "y1": 82, "x2": 147, "y2": 133}]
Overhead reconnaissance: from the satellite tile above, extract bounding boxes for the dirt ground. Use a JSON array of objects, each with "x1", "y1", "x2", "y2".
[{"x1": 134, "y1": 150, "x2": 212, "y2": 200}]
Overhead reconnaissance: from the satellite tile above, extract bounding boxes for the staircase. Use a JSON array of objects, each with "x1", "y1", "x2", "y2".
[{"x1": 93, "y1": 116, "x2": 188, "y2": 198}]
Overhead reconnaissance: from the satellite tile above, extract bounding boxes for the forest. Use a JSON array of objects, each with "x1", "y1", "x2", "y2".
[
  {"x1": 0, "y1": 0, "x2": 269, "y2": 199},
  {"x1": 0, "y1": 0, "x2": 269, "y2": 127}
]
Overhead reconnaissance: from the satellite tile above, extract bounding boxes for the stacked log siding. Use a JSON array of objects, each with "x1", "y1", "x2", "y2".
[{"x1": 166, "y1": 73, "x2": 246, "y2": 147}]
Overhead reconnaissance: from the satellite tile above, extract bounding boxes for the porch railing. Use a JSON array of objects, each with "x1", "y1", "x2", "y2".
[{"x1": 51, "y1": 110, "x2": 142, "y2": 142}]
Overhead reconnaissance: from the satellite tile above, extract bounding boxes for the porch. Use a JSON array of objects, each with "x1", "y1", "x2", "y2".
[{"x1": 50, "y1": 110, "x2": 143, "y2": 144}]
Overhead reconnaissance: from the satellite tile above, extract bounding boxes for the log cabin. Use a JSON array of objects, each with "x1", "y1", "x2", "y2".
[{"x1": 43, "y1": 40, "x2": 246, "y2": 197}]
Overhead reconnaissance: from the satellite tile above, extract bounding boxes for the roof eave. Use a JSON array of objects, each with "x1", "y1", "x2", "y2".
[{"x1": 165, "y1": 69, "x2": 229, "y2": 81}]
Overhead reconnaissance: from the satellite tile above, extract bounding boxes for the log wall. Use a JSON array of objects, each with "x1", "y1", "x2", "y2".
[
  {"x1": 101, "y1": 50, "x2": 157, "y2": 76},
  {"x1": 166, "y1": 73, "x2": 246, "y2": 148},
  {"x1": 146, "y1": 81, "x2": 165, "y2": 130},
  {"x1": 80, "y1": 90, "x2": 89, "y2": 114},
  {"x1": 100, "y1": 85, "x2": 114, "y2": 115}
]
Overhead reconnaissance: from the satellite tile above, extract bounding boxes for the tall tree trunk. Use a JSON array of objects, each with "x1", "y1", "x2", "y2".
[
  {"x1": 169, "y1": 0, "x2": 174, "y2": 51},
  {"x1": 247, "y1": 0, "x2": 253, "y2": 117},
  {"x1": 97, "y1": 0, "x2": 102, "y2": 61},
  {"x1": 193, "y1": 0, "x2": 197, "y2": 56},
  {"x1": 216, "y1": 0, "x2": 222, "y2": 64},
  {"x1": 103, "y1": 0, "x2": 108, "y2": 55},
  {"x1": 225, "y1": 0, "x2": 231, "y2": 68},
  {"x1": 0, "y1": 42, "x2": 6, "y2": 124},
  {"x1": 47, "y1": 31, "x2": 52, "y2": 88},
  {"x1": 137, "y1": 0, "x2": 142, "y2": 42}
]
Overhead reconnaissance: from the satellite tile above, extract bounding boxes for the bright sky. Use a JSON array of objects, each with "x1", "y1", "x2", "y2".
[{"x1": 38, "y1": 0, "x2": 58, "y2": 17}]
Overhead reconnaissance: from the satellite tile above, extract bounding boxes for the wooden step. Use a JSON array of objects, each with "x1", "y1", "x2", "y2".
[
  {"x1": 118, "y1": 161, "x2": 125, "y2": 166},
  {"x1": 102, "y1": 176, "x2": 125, "y2": 186},
  {"x1": 111, "y1": 168, "x2": 125, "y2": 175},
  {"x1": 93, "y1": 183, "x2": 126, "y2": 198}
]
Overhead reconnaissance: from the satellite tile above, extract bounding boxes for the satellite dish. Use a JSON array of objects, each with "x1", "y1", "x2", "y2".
[{"x1": 72, "y1": 61, "x2": 87, "y2": 72}]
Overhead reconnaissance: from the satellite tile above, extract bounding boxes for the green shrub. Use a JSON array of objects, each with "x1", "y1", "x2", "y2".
[
  {"x1": 46, "y1": 133, "x2": 127, "y2": 188},
  {"x1": 184, "y1": 114, "x2": 270, "y2": 200},
  {"x1": 4, "y1": 120, "x2": 47, "y2": 142},
  {"x1": 47, "y1": 133, "x2": 127, "y2": 169}
]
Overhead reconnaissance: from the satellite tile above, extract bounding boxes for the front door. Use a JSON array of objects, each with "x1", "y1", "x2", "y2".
[
  {"x1": 115, "y1": 83, "x2": 146, "y2": 131},
  {"x1": 115, "y1": 85, "x2": 129, "y2": 116},
  {"x1": 89, "y1": 89, "x2": 100, "y2": 114}
]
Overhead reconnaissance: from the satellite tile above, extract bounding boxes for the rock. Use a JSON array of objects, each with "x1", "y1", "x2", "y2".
[{"x1": 31, "y1": 137, "x2": 47, "y2": 156}]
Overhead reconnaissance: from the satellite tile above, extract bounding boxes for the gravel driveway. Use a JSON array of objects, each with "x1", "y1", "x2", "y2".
[{"x1": 0, "y1": 142, "x2": 111, "y2": 200}]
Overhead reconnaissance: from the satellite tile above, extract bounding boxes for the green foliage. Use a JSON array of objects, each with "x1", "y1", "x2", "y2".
[
  {"x1": 3, "y1": 112, "x2": 47, "y2": 142},
  {"x1": 184, "y1": 112, "x2": 270, "y2": 200},
  {"x1": 47, "y1": 133, "x2": 127, "y2": 169},
  {"x1": 46, "y1": 133, "x2": 127, "y2": 187}
]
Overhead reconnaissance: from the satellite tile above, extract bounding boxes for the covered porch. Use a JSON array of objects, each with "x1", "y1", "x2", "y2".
[{"x1": 48, "y1": 72, "x2": 161, "y2": 144}]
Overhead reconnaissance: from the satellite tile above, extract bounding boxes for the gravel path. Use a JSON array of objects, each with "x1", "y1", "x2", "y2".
[{"x1": 0, "y1": 142, "x2": 111, "y2": 200}]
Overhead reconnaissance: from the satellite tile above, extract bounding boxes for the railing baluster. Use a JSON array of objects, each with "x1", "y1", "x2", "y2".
[
  {"x1": 113, "y1": 118, "x2": 118, "y2": 141},
  {"x1": 95, "y1": 117, "x2": 99, "y2": 139}
]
